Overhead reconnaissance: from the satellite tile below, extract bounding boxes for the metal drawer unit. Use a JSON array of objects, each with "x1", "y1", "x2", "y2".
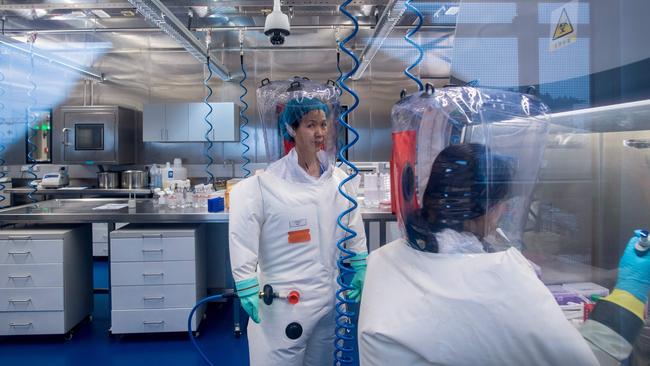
[
  {"x1": 0, "y1": 226, "x2": 93, "y2": 336},
  {"x1": 109, "y1": 224, "x2": 206, "y2": 334}
]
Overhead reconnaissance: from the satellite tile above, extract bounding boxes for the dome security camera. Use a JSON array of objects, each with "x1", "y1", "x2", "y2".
[{"x1": 264, "y1": 0, "x2": 290, "y2": 45}]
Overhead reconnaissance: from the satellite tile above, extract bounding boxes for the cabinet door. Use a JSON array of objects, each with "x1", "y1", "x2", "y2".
[
  {"x1": 164, "y1": 104, "x2": 189, "y2": 141},
  {"x1": 211, "y1": 103, "x2": 240, "y2": 142},
  {"x1": 188, "y1": 103, "x2": 215, "y2": 142},
  {"x1": 143, "y1": 104, "x2": 165, "y2": 142}
]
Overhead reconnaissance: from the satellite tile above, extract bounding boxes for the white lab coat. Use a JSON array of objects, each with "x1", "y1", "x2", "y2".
[
  {"x1": 358, "y1": 235, "x2": 600, "y2": 366},
  {"x1": 229, "y1": 149, "x2": 367, "y2": 366}
]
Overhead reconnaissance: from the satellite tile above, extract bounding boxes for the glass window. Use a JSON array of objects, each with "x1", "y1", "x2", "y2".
[{"x1": 75, "y1": 124, "x2": 104, "y2": 150}]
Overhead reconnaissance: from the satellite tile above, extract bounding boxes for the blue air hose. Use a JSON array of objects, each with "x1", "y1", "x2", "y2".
[
  {"x1": 203, "y1": 57, "x2": 215, "y2": 185},
  {"x1": 187, "y1": 293, "x2": 228, "y2": 366},
  {"x1": 239, "y1": 53, "x2": 251, "y2": 178},
  {"x1": 334, "y1": 0, "x2": 361, "y2": 364},
  {"x1": 404, "y1": 0, "x2": 424, "y2": 91},
  {"x1": 26, "y1": 44, "x2": 38, "y2": 203}
]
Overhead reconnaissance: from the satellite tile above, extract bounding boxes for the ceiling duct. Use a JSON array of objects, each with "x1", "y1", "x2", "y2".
[
  {"x1": 351, "y1": 0, "x2": 406, "y2": 80},
  {"x1": 126, "y1": 0, "x2": 231, "y2": 81}
]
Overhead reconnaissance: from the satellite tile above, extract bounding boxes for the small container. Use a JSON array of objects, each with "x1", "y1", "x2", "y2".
[{"x1": 208, "y1": 197, "x2": 224, "y2": 212}]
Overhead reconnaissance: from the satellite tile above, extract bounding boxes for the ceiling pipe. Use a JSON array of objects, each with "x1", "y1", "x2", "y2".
[
  {"x1": 0, "y1": 33, "x2": 104, "y2": 81},
  {"x1": 126, "y1": 0, "x2": 231, "y2": 81}
]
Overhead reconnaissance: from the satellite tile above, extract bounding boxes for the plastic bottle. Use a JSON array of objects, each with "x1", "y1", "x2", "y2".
[
  {"x1": 173, "y1": 158, "x2": 188, "y2": 181},
  {"x1": 150, "y1": 164, "x2": 162, "y2": 189},
  {"x1": 162, "y1": 162, "x2": 172, "y2": 189}
]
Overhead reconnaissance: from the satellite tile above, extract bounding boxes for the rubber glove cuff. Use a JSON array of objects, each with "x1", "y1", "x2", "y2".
[
  {"x1": 235, "y1": 277, "x2": 260, "y2": 297},
  {"x1": 349, "y1": 252, "x2": 368, "y2": 270},
  {"x1": 236, "y1": 277, "x2": 261, "y2": 323}
]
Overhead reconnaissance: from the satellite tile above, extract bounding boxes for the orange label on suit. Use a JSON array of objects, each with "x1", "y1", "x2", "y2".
[{"x1": 288, "y1": 229, "x2": 311, "y2": 244}]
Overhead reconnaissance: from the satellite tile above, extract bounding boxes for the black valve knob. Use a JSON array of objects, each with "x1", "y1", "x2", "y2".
[{"x1": 261, "y1": 284, "x2": 275, "y2": 305}]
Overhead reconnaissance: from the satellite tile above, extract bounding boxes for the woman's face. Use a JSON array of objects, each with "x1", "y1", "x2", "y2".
[{"x1": 293, "y1": 109, "x2": 328, "y2": 154}]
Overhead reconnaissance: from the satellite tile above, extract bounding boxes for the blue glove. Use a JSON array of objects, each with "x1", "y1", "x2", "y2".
[
  {"x1": 615, "y1": 231, "x2": 650, "y2": 303},
  {"x1": 347, "y1": 252, "x2": 368, "y2": 303},
  {"x1": 236, "y1": 277, "x2": 261, "y2": 323}
]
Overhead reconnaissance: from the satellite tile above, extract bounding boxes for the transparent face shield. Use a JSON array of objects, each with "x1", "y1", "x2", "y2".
[
  {"x1": 256, "y1": 77, "x2": 341, "y2": 167},
  {"x1": 391, "y1": 87, "x2": 550, "y2": 253}
]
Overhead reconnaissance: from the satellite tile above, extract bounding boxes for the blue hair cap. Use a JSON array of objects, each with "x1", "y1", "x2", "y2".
[{"x1": 279, "y1": 97, "x2": 329, "y2": 142}]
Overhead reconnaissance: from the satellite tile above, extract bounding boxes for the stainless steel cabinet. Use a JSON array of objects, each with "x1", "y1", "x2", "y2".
[
  {"x1": 143, "y1": 102, "x2": 239, "y2": 142},
  {"x1": 109, "y1": 224, "x2": 206, "y2": 334},
  {"x1": 0, "y1": 225, "x2": 93, "y2": 336},
  {"x1": 142, "y1": 104, "x2": 165, "y2": 142},
  {"x1": 56, "y1": 106, "x2": 138, "y2": 165}
]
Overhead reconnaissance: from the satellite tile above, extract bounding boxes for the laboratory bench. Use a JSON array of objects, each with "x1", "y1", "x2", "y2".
[{"x1": 0, "y1": 198, "x2": 395, "y2": 337}]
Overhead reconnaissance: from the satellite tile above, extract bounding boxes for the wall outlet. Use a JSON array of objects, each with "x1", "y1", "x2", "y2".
[{"x1": 1, "y1": 166, "x2": 7, "y2": 172}]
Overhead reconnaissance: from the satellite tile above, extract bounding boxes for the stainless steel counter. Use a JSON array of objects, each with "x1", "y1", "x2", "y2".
[
  {"x1": 6, "y1": 187, "x2": 153, "y2": 196},
  {"x1": 0, "y1": 198, "x2": 394, "y2": 224}
]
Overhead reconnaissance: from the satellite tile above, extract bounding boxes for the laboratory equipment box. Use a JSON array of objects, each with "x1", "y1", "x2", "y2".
[
  {"x1": 0, "y1": 225, "x2": 93, "y2": 336},
  {"x1": 109, "y1": 224, "x2": 207, "y2": 334}
]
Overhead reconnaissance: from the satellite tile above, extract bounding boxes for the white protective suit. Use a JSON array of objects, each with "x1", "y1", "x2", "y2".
[
  {"x1": 358, "y1": 233, "x2": 601, "y2": 366},
  {"x1": 229, "y1": 148, "x2": 367, "y2": 366}
]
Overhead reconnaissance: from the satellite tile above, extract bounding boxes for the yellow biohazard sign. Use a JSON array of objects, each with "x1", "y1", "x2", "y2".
[
  {"x1": 552, "y1": 9, "x2": 574, "y2": 40},
  {"x1": 549, "y1": 0, "x2": 578, "y2": 51}
]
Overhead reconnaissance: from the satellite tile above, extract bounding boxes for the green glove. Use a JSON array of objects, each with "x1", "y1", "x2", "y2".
[
  {"x1": 236, "y1": 277, "x2": 261, "y2": 324},
  {"x1": 347, "y1": 252, "x2": 368, "y2": 303}
]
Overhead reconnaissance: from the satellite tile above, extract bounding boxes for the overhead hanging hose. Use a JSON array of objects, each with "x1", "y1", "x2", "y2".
[
  {"x1": 203, "y1": 56, "x2": 215, "y2": 185},
  {"x1": 334, "y1": 1, "x2": 361, "y2": 364},
  {"x1": 335, "y1": 29, "x2": 343, "y2": 96},
  {"x1": 404, "y1": 0, "x2": 424, "y2": 91},
  {"x1": 0, "y1": 50, "x2": 6, "y2": 207},
  {"x1": 26, "y1": 38, "x2": 38, "y2": 203},
  {"x1": 239, "y1": 32, "x2": 251, "y2": 178}
]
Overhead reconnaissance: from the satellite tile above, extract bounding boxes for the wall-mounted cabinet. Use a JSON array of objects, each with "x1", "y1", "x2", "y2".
[{"x1": 143, "y1": 102, "x2": 239, "y2": 142}]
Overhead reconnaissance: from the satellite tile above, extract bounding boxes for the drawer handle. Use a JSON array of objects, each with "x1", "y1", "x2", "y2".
[
  {"x1": 8, "y1": 236, "x2": 31, "y2": 240},
  {"x1": 142, "y1": 272, "x2": 164, "y2": 277},
  {"x1": 8, "y1": 251, "x2": 31, "y2": 256},
  {"x1": 141, "y1": 234, "x2": 163, "y2": 238},
  {"x1": 143, "y1": 320, "x2": 165, "y2": 325},
  {"x1": 8, "y1": 274, "x2": 32, "y2": 279},
  {"x1": 10, "y1": 322, "x2": 33, "y2": 328},
  {"x1": 143, "y1": 296, "x2": 165, "y2": 301},
  {"x1": 142, "y1": 249, "x2": 163, "y2": 253},
  {"x1": 9, "y1": 298, "x2": 32, "y2": 303}
]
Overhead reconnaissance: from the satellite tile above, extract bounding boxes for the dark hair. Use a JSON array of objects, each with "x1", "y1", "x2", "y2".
[{"x1": 405, "y1": 143, "x2": 513, "y2": 252}]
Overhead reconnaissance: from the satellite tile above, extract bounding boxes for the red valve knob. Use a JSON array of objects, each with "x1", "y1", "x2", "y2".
[{"x1": 287, "y1": 291, "x2": 300, "y2": 305}]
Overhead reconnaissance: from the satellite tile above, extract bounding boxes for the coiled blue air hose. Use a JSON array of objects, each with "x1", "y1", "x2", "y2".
[
  {"x1": 26, "y1": 44, "x2": 38, "y2": 203},
  {"x1": 404, "y1": 0, "x2": 424, "y2": 91},
  {"x1": 334, "y1": 0, "x2": 361, "y2": 364},
  {"x1": 239, "y1": 53, "x2": 251, "y2": 178},
  {"x1": 203, "y1": 57, "x2": 215, "y2": 185}
]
